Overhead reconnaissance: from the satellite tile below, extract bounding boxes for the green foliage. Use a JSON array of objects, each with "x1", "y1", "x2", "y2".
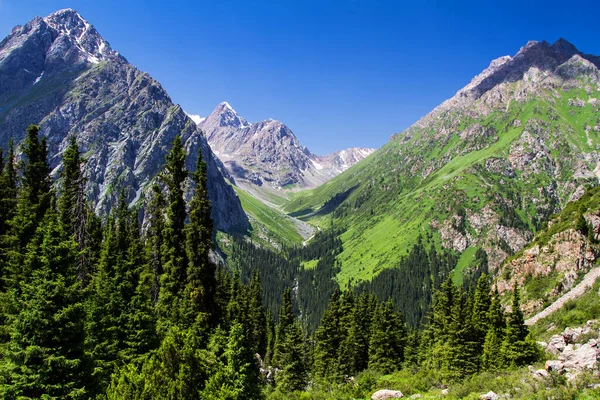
[
  {"x1": 0, "y1": 210, "x2": 89, "y2": 399},
  {"x1": 368, "y1": 300, "x2": 406, "y2": 374}
]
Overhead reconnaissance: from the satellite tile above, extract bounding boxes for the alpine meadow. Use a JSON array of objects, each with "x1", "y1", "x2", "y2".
[{"x1": 2, "y1": 3, "x2": 600, "y2": 399}]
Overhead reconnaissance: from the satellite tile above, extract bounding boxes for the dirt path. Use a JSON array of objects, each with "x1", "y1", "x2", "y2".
[{"x1": 525, "y1": 267, "x2": 600, "y2": 326}]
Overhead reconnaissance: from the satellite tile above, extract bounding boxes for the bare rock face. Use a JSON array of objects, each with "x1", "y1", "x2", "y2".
[
  {"x1": 371, "y1": 389, "x2": 404, "y2": 399},
  {"x1": 0, "y1": 9, "x2": 248, "y2": 231},
  {"x1": 544, "y1": 320, "x2": 600, "y2": 380},
  {"x1": 199, "y1": 102, "x2": 375, "y2": 189}
]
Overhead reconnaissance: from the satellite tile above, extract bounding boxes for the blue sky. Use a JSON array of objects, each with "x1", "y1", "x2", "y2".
[{"x1": 1, "y1": 1, "x2": 600, "y2": 155}]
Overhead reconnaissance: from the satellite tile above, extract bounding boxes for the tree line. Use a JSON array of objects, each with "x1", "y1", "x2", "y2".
[{"x1": 0, "y1": 126, "x2": 540, "y2": 399}]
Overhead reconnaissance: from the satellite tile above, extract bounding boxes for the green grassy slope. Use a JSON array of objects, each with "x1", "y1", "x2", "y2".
[
  {"x1": 233, "y1": 186, "x2": 304, "y2": 245},
  {"x1": 284, "y1": 86, "x2": 600, "y2": 286}
]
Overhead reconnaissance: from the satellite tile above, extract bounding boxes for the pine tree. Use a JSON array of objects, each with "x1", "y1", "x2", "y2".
[
  {"x1": 501, "y1": 288, "x2": 539, "y2": 367},
  {"x1": 183, "y1": 150, "x2": 216, "y2": 328},
  {"x1": 0, "y1": 208, "x2": 90, "y2": 399},
  {"x1": 312, "y1": 288, "x2": 342, "y2": 380},
  {"x1": 368, "y1": 300, "x2": 406, "y2": 374},
  {"x1": 274, "y1": 320, "x2": 307, "y2": 393},
  {"x1": 201, "y1": 322, "x2": 262, "y2": 400},
  {"x1": 157, "y1": 135, "x2": 188, "y2": 331},
  {"x1": 482, "y1": 288, "x2": 505, "y2": 370},
  {"x1": 145, "y1": 184, "x2": 166, "y2": 305}
]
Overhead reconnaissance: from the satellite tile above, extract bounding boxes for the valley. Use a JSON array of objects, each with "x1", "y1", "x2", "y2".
[{"x1": 1, "y1": 6, "x2": 600, "y2": 400}]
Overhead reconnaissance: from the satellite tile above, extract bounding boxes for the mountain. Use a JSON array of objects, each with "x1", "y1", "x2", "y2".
[
  {"x1": 199, "y1": 102, "x2": 375, "y2": 190},
  {"x1": 0, "y1": 9, "x2": 247, "y2": 231},
  {"x1": 284, "y1": 39, "x2": 600, "y2": 286}
]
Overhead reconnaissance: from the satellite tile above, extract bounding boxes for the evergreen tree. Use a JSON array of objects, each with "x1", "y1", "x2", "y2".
[
  {"x1": 58, "y1": 136, "x2": 98, "y2": 281},
  {"x1": 183, "y1": 150, "x2": 216, "y2": 328},
  {"x1": 0, "y1": 209, "x2": 90, "y2": 399},
  {"x1": 145, "y1": 184, "x2": 166, "y2": 305},
  {"x1": 339, "y1": 291, "x2": 373, "y2": 374},
  {"x1": 201, "y1": 322, "x2": 262, "y2": 400},
  {"x1": 274, "y1": 320, "x2": 307, "y2": 393},
  {"x1": 368, "y1": 300, "x2": 406, "y2": 374},
  {"x1": 482, "y1": 288, "x2": 505, "y2": 370},
  {"x1": 500, "y1": 288, "x2": 539, "y2": 367},
  {"x1": 272, "y1": 288, "x2": 294, "y2": 367},
  {"x1": 157, "y1": 135, "x2": 189, "y2": 331},
  {"x1": 248, "y1": 269, "x2": 268, "y2": 357},
  {"x1": 312, "y1": 288, "x2": 342, "y2": 380}
]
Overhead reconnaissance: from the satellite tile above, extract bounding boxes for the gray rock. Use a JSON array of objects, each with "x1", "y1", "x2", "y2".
[
  {"x1": 547, "y1": 334, "x2": 567, "y2": 355},
  {"x1": 371, "y1": 390, "x2": 404, "y2": 399},
  {"x1": 200, "y1": 102, "x2": 374, "y2": 189},
  {"x1": 480, "y1": 391, "x2": 499, "y2": 400},
  {"x1": 0, "y1": 9, "x2": 248, "y2": 231}
]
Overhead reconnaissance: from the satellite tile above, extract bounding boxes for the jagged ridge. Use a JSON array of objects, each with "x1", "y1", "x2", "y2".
[{"x1": 0, "y1": 9, "x2": 248, "y2": 231}]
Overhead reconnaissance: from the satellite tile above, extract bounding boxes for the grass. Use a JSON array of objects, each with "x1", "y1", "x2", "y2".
[
  {"x1": 453, "y1": 247, "x2": 478, "y2": 285},
  {"x1": 233, "y1": 186, "x2": 304, "y2": 245}
]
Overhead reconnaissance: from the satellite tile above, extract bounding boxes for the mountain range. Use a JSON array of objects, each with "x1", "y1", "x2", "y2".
[
  {"x1": 0, "y1": 8, "x2": 247, "y2": 230},
  {"x1": 198, "y1": 101, "x2": 374, "y2": 191},
  {"x1": 2, "y1": 9, "x2": 600, "y2": 316},
  {"x1": 283, "y1": 38, "x2": 600, "y2": 286}
]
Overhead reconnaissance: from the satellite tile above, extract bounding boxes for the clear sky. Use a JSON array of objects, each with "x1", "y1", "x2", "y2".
[{"x1": 1, "y1": 1, "x2": 600, "y2": 155}]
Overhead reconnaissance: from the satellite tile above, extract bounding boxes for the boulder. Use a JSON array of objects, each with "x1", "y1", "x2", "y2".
[
  {"x1": 441, "y1": 389, "x2": 449, "y2": 395},
  {"x1": 480, "y1": 391, "x2": 499, "y2": 400},
  {"x1": 560, "y1": 340, "x2": 600, "y2": 370},
  {"x1": 546, "y1": 360, "x2": 565, "y2": 373},
  {"x1": 410, "y1": 395, "x2": 422, "y2": 399},
  {"x1": 547, "y1": 334, "x2": 567, "y2": 355},
  {"x1": 371, "y1": 390, "x2": 404, "y2": 399}
]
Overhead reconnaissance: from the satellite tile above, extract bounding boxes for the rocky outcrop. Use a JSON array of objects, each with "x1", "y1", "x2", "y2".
[
  {"x1": 542, "y1": 321, "x2": 600, "y2": 381},
  {"x1": 371, "y1": 389, "x2": 404, "y2": 399},
  {"x1": 199, "y1": 102, "x2": 374, "y2": 189},
  {"x1": 0, "y1": 9, "x2": 248, "y2": 231}
]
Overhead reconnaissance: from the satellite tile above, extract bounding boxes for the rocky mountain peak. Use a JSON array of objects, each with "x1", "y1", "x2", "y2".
[
  {"x1": 0, "y1": 10, "x2": 248, "y2": 232},
  {"x1": 552, "y1": 37, "x2": 579, "y2": 58}
]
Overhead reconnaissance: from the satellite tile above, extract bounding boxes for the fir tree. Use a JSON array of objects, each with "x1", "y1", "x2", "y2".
[
  {"x1": 201, "y1": 322, "x2": 262, "y2": 400},
  {"x1": 312, "y1": 288, "x2": 342, "y2": 380},
  {"x1": 183, "y1": 150, "x2": 216, "y2": 328},
  {"x1": 157, "y1": 135, "x2": 188, "y2": 331},
  {"x1": 500, "y1": 288, "x2": 539, "y2": 367},
  {"x1": 0, "y1": 208, "x2": 90, "y2": 399},
  {"x1": 368, "y1": 300, "x2": 406, "y2": 374}
]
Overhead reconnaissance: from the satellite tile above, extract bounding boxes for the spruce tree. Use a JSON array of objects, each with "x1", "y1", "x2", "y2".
[
  {"x1": 368, "y1": 300, "x2": 406, "y2": 374},
  {"x1": 1, "y1": 208, "x2": 90, "y2": 399},
  {"x1": 248, "y1": 269, "x2": 268, "y2": 357},
  {"x1": 312, "y1": 288, "x2": 342, "y2": 380},
  {"x1": 274, "y1": 320, "x2": 307, "y2": 393},
  {"x1": 183, "y1": 150, "x2": 216, "y2": 328},
  {"x1": 201, "y1": 322, "x2": 262, "y2": 400},
  {"x1": 58, "y1": 136, "x2": 98, "y2": 281},
  {"x1": 272, "y1": 288, "x2": 294, "y2": 368},
  {"x1": 157, "y1": 135, "x2": 188, "y2": 331},
  {"x1": 500, "y1": 288, "x2": 539, "y2": 367},
  {"x1": 145, "y1": 184, "x2": 166, "y2": 305},
  {"x1": 482, "y1": 288, "x2": 505, "y2": 370}
]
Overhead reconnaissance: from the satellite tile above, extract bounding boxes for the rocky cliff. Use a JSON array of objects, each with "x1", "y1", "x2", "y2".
[
  {"x1": 199, "y1": 102, "x2": 374, "y2": 189},
  {"x1": 0, "y1": 9, "x2": 248, "y2": 231}
]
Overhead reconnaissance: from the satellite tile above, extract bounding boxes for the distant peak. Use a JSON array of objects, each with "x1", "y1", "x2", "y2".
[
  {"x1": 219, "y1": 101, "x2": 233, "y2": 110},
  {"x1": 552, "y1": 37, "x2": 579, "y2": 57}
]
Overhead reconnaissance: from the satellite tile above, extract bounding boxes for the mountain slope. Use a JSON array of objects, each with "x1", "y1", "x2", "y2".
[
  {"x1": 199, "y1": 102, "x2": 375, "y2": 190},
  {"x1": 285, "y1": 39, "x2": 600, "y2": 285},
  {"x1": 0, "y1": 9, "x2": 247, "y2": 231}
]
